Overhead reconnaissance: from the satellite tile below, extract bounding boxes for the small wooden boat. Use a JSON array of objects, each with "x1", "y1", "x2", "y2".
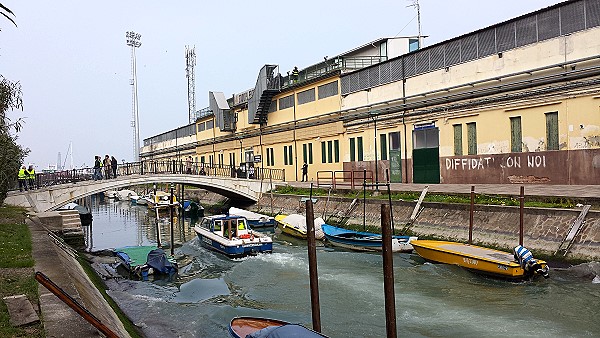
[
  {"x1": 410, "y1": 240, "x2": 549, "y2": 280},
  {"x1": 322, "y1": 224, "x2": 417, "y2": 252},
  {"x1": 275, "y1": 214, "x2": 324, "y2": 240},
  {"x1": 229, "y1": 316, "x2": 328, "y2": 338},
  {"x1": 194, "y1": 214, "x2": 273, "y2": 258},
  {"x1": 229, "y1": 207, "x2": 275, "y2": 227}
]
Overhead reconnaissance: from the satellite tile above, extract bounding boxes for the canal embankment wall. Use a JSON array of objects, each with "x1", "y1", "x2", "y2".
[{"x1": 249, "y1": 193, "x2": 600, "y2": 261}]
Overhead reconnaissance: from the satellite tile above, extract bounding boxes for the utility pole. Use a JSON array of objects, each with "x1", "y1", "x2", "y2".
[
  {"x1": 408, "y1": 0, "x2": 423, "y2": 49},
  {"x1": 126, "y1": 31, "x2": 142, "y2": 161},
  {"x1": 185, "y1": 46, "x2": 197, "y2": 124}
]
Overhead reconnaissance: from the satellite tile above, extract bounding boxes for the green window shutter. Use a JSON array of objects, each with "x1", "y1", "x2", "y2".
[
  {"x1": 357, "y1": 137, "x2": 364, "y2": 161},
  {"x1": 288, "y1": 145, "x2": 293, "y2": 165},
  {"x1": 321, "y1": 141, "x2": 326, "y2": 163},
  {"x1": 510, "y1": 117, "x2": 522, "y2": 152},
  {"x1": 380, "y1": 134, "x2": 387, "y2": 160},
  {"x1": 284, "y1": 146, "x2": 288, "y2": 165},
  {"x1": 350, "y1": 138, "x2": 355, "y2": 162},
  {"x1": 308, "y1": 143, "x2": 313, "y2": 164},
  {"x1": 467, "y1": 123, "x2": 477, "y2": 155},
  {"x1": 270, "y1": 148, "x2": 275, "y2": 166},
  {"x1": 334, "y1": 140, "x2": 339, "y2": 163},
  {"x1": 453, "y1": 124, "x2": 463, "y2": 155},
  {"x1": 546, "y1": 112, "x2": 559, "y2": 150},
  {"x1": 303, "y1": 144, "x2": 307, "y2": 164},
  {"x1": 327, "y1": 141, "x2": 333, "y2": 163}
]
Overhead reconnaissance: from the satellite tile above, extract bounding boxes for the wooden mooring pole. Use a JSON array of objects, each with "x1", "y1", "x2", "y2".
[
  {"x1": 381, "y1": 203, "x2": 397, "y2": 338},
  {"x1": 519, "y1": 186, "x2": 524, "y2": 246},
  {"x1": 469, "y1": 185, "x2": 474, "y2": 245},
  {"x1": 170, "y1": 184, "x2": 175, "y2": 256},
  {"x1": 305, "y1": 198, "x2": 322, "y2": 333}
]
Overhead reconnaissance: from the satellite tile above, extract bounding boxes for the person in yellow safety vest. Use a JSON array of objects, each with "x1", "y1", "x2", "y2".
[
  {"x1": 291, "y1": 66, "x2": 299, "y2": 83},
  {"x1": 18, "y1": 166, "x2": 28, "y2": 192},
  {"x1": 26, "y1": 165, "x2": 36, "y2": 190}
]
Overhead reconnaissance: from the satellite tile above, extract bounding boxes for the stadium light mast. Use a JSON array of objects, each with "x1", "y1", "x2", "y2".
[
  {"x1": 126, "y1": 31, "x2": 142, "y2": 161},
  {"x1": 185, "y1": 46, "x2": 197, "y2": 124}
]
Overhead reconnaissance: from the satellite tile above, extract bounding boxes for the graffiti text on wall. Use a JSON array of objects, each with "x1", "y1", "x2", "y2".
[{"x1": 446, "y1": 155, "x2": 547, "y2": 170}]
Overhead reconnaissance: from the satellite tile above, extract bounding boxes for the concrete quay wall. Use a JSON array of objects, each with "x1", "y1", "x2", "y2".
[{"x1": 254, "y1": 194, "x2": 600, "y2": 261}]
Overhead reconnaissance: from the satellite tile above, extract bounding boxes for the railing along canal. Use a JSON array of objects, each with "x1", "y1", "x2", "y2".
[{"x1": 10, "y1": 160, "x2": 285, "y2": 190}]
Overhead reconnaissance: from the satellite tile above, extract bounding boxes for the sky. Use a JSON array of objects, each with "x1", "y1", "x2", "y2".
[{"x1": 1, "y1": 0, "x2": 566, "y2": 169}]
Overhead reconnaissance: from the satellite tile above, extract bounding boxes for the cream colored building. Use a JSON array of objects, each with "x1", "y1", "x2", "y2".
[{"x1": 141, "y1": 0, "x2": 600, "y2": 185}]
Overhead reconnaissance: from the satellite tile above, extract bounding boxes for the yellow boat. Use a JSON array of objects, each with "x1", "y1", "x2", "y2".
[
  {"x1": 275, "y1": 214, "x2": 307, "y2": 239},
  {"x1": 411, "y1": 240, "x2": 549, "y2": 280}
]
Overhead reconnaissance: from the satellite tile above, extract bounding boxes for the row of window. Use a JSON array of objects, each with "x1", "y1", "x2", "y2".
[
  {"x1": 453, "y1": 112, "x2": 559, "y2": 155},
  {"x1": 270, "y1": 81, "x2": 339, "y2": 112}
]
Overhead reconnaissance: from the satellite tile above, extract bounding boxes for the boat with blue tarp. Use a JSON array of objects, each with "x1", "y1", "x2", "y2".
[
  {"x1": 229, "y1": 316, "x2": 328, "y2": 338},
  {"x1": 194, "y1": 214, "x2": 273, "y2": 258},
  {"x1": 321, "y1": 224, "x2": 417, "y2": 252},
  {"x1": 114, "y1": 245, "x2": 177, "y2": 279}
]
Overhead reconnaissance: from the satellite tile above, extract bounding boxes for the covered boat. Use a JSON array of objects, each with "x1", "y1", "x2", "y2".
[
  {"x1": 321, "y1": 224, "x2": 417, "y2": 252},
  {"x1": 229, "y1": 207, "x2": 275, "y2": 227},
  {"x1": 114, "y1": 246, "x2": 177, "y2": 279},
  {"x1": 410, "y1": 240, "x2": 549, "y2": 280},
  {"x1": 194, "y1": 214, "x2": 272, "y2": 258},
  {"x1": 183, "y1": 200, "x2": 204, "y2": 217},
  {"x1": 116, "y1": 189, "x2": 138, "y2": 201},
  {"x1": 229, "y1": 317, "x2": 328, "y2": 338},
  {"x1": 147, "y1": 191, "x2": 178, "y2": 211},
  {"x1": 275, "y1": 214, "x2": 325, "y2": 240}
]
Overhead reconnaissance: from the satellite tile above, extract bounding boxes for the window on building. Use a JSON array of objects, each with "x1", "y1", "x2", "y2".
[
  {"x1": 467, "y1": 123, "x2": 477, "y2": 155},
  {"x1": 197, "y1": 122, "x2": 205, "y2": 132},
  {"x1": 219, "y1": 153, "x2": 224, "y2": 166},
  {"x1": 409, "y1": 38, "x2": 420, "y2": 52},
  {"x1": 334, "y1": 140, "x2": 339, "y2": 163},
  {"x1": 380, "y1": 134, "x2": 388, "y2": 160},
  {"x1": 453, "y1": 124, "x2": 463, "y2": 155},
  {"x1": 308, "y1": 143, "x2": 313, "y2": 164},
  {"x1": 209, "y1": 155, "x2": 214, "y2": 166},
  {"x1": 297, "y1": 88, "x2": 315, "y2": 105},
  {"x1": 278, "y1": 94, "x2": 295, "y2": 110},
  {"x1": 283, "y1": 145, "x2": 293, "y2": 165},
  {"x1": 327, "y1": 141, "x2": 333, "y2": 163},
  {"x1": 318, "y1": 81, "x2": 339, "y2": 100},
  {"x1": 510, "y1": 117, "x2": 522, "y2": 152},
  {"x1": 546, "y1": 112, "x2": 559, "y2": 151},
  {"x1": 284, "y1": 146, "x2": 289, "y2": 165},
  {"x1": 350, "y1": 138, "x2": 356, "y2": 162},
  {"x1": 229, "y1": 153, "x2": 235, "y2": 167},
  {"x1": 206, "y1": 120, "x2": 214, "y2": 129},
  {"x1": 321, "y1": 141, "x2": 326, "y2": 163},
  {"x1": 200, "y1": 156, "x2": 205, "y2": 163},
  {"x1": 389, "y1": 132, "x2": 400, "y2": 150},
  {"x1": 303, "y1": 143, "x2": 314, "y2": 164},
  {"x1": 357, "y1": 136, "x2": 364, "y2": 161},
  {"x1": 266, "y1": 147, "x2": 275, "y2": 166}
]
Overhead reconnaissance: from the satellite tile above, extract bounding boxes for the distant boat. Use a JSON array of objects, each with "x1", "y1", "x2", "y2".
[
  {"x1": 229, "y1": 207, "x2": 274, "y2": 227},
  {"x1": 321, "y1": 224, "x2": 417, "y2": 253},
  {"x1": 275, "y1": 214, "x2": 325, "y2": 240},
  {"x1": 194, "y1": 214, "x2": 273, "y2": 258},
  {"x1": 229, "y1": 316, "x2": 328, "y2": 338},
  {"x1": 116, "y1": 189, "x2": 138, "y2": 201},
  {"x1": 147, "y1": 191, "x2": 179, "y2": 211},
  {"x1": 410, "y1": 240, "x2": 550, "y2": 280},
  {"x1": 104, "y1": 190, "x2": 118, "y2": 199},
  {"x1": 114, "y1": 246, "x2": 177, "y2": 280},
  {"x1": 183, "y1": 200, "x2": 204, "y2": 217}
]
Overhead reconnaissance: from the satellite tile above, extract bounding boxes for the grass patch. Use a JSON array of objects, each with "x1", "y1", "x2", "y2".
[{"x1": 0, "y1": 206, "x2": 44, "y2": 337}]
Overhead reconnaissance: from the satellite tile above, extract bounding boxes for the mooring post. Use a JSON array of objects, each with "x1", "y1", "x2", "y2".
[
  {"x1": 363, "y1": 169, "x2": 367, "y2": 232},
  {"x1": 469, "y1": 185, "x2": 474, "y2": 245},
  {"x1": 170, "y1": 183, "x2": 175, "y2": 256},
  {"x1": 519, "y1": 186, "x2": 524, "y2": 246},
  {"x1": 381, "y1": 203, "x2": 397, "y2": 338},
  {"x1": 306, "y1": 198, "x2": 322, "y2": 333},
  {"x1": 181, "y1": 184, "x2": 185, "y2": 223}
]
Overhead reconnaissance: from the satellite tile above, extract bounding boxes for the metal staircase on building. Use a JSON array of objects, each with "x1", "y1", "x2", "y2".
[{"x1": 248, "y1": 65, "x2": 280, "y2": 124}]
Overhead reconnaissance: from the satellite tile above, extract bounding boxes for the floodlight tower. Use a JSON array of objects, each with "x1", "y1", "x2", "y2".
[
  {"x1": 126, "y1": 31, "x2": 142, "y2": 161},
  {"x1": 185, "y1": 45, "x2": 197, "y2": 124}
]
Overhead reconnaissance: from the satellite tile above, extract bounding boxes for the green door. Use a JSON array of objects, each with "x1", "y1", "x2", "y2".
[
  {"x1": 389, "y1": 149, "x2": 402, "y2": 183},
  {"x1": 413, "y1": 147, "x2": 440, "y2": 183}
]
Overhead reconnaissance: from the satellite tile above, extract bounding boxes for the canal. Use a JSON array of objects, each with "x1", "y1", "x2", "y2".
[{"x1": 84, "y1": 196, "x2": 599, "y2": 337}]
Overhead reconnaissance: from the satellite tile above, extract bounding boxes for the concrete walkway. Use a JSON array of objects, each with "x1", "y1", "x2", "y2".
[{"x1": 287, "y1": 182, "x2": 600, "y2": 199}]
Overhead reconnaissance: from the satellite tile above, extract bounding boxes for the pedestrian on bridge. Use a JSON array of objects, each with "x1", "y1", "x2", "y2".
[
  {"x1": 104, "y1": 155, "x2": 112, "y2": 179},
  {"x1": 27, "y1": 165, "x2": 36, "y2": 190},
  {"x1": 18, "y1": 166, "x2": 28, "y2": 191},
  {"x1": 93, "y1": 156, "x2": 102, "y2": 180},
  {"x1": 111, "y1": 156, "x2": 118, "y2": 178}
]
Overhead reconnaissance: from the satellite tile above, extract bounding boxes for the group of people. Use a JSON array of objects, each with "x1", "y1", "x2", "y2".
[
  {"x1": 94, "y1": 155, "x2": 118, "y2": 180},
  {"x1": 17, "y1": 165, "x2": 36, "y2": 191}
]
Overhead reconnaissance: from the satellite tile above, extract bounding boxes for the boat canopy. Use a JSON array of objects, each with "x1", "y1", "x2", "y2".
[{"x1": 247, "y1": 324, "x2": 327, "y2": 338}]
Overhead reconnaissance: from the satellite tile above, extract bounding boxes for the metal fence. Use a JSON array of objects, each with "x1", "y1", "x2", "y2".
[
  {"x1": 10, "y1": 160, "x2": 286, "y2": 191},
  {"x1": 316, "y1": 170, "x2": 374, "y2": 190}
]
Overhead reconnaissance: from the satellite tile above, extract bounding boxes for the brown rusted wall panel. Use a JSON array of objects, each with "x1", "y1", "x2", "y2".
[{"x1": 440, "y1": 149, "x2": 600, "y2": 184}]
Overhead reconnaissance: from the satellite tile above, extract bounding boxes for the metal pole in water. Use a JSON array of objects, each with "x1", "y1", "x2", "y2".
[
  {"x1": 469, "y1": 185, "x2": 474, "y2": 245},
  {"x1": 363, "y1": 169, "x2": 367, "y2": 231},
  {"x1": 306, "y1": 198, "x2": 322, "y2": 333},
  {"x1": 170, "y1": 184, "x2": 175, "y2": 256},
  {"x1": 519, "y1": 186, "x2": 524, "y2": 246},
  {"x1": 381, "y1": 203, "x2": 397, "y2": 338},
  {"x1": 385, "y1": 169, "x2": 394, "y2": 236}
]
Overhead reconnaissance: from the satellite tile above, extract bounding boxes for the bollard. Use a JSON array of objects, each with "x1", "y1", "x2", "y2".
[
  {"x1": 306, "y1": 199, "x2": 322, "y2": 332},
  {"x1": 381, "y1": 204, "x2": 397, "y2": 338},
  {"x1": 519, "y1": 186, "x2": 524, "y2": 246}
]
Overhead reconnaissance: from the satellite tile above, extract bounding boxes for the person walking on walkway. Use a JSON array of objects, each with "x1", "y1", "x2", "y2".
[
  {"x1": 111, "y1": 156, "x2": 118, "y2": 178},
  {"x1": 301, "y1": 162, "x2": 308, "y2": 182},
  {"x1": 186, "y1": 156, "x2": 192, "y2": 174},
  {"x1": 26, "y1": 165, "x2": 36, "y2": 190},
  {"x1": 104, "y1": 155, "x2": 111, "y2": 179},
  {"x1": 93, "y1": 156, "x2": 102, "y2": 180},
  {"x1": 18, "y1": 166, "x2": 28, "y2": 191}
]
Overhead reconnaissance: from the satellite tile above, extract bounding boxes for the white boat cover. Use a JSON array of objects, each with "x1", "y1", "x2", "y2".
[
  {"x1": 229, "y1": 207, "x2": 273, "y2": 222},
  {"x1": 280, "y1": 214, "x2": 325, "y2": 240}
]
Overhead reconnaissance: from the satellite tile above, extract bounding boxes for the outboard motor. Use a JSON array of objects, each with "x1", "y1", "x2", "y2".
[{"x1": 513, "y1": 245, "x2": 549, "y2": 279}]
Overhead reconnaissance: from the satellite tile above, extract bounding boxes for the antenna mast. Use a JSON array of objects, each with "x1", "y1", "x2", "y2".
[
  {"x1": 408, "y1": 0, "x2": 423, "y2": 49},
  {"x1": 185, "y1": 46, "x2": 197, "y2": 124},
  {"x1": 126, "y1": 31, "x2": 142, "y2": 161}
]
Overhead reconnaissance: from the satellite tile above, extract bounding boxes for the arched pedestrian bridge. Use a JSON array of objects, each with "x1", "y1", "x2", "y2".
[{"x1": 5, "y1": 162, "x2": 286, "y2": 212}]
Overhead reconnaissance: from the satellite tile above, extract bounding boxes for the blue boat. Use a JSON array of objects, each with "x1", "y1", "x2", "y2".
[
  {"x1": 194, "y1": 214, "x2": 273, "y2": 258},
  {"x1": 114, "y1": 246, "x2": 177, "y2": 279},
  {"x1": 321, "y1": 224, "x2": 417, "y2": 253},
  {"x1": 228, "y1": 207, "x2": 275, "y2": 227}
]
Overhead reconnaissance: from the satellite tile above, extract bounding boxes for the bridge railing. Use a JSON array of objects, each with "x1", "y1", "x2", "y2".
[{"x1": 9, "y1": 160, "x2": 286, "y2": 191}]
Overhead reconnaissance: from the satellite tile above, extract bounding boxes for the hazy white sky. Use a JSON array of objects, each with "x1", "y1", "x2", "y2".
[{"x1": 1, "y1": 0, "x2": 564, "y2": 168}]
